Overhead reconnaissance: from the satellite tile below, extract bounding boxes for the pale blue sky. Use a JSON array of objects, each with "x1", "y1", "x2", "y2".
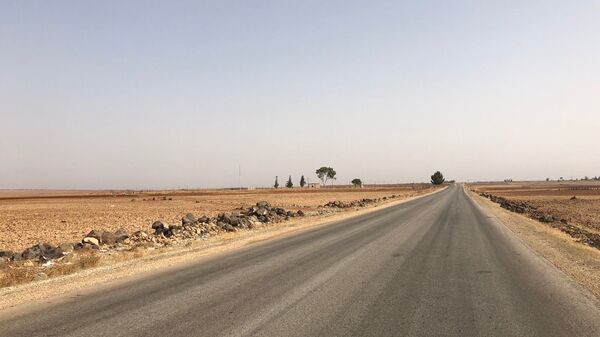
[{"x1": 1, "y1": 1, "x2": 599, "y2": 189}]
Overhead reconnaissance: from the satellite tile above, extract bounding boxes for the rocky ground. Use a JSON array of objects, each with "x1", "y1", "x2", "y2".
[
  {"x1": 471, "y1": 181, "x2": 600, "y2": 232},
  {"x1": 471, "y1": 181, "x2": 600, "y2": 250},
  {"x1": 0, "y1": 186, "x2": 432, "y2": 252},
  {"x1": 476, "y1": 192, "x2": 600, "y2": 249},
  {"x1": 0, "y1": 188, "x2": 436, "y2": 287}
]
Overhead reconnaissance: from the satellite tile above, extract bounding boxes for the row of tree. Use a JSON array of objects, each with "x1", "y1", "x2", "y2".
[
  {"x1": 273, "y1": 175, "x2": 306, "y2": 189},
  {"x1": 274, "y1": 167, "x2": 342, "y2": 189},
  {"x1": 273, "y1": 167, "x2": 446, "y2": 188}
]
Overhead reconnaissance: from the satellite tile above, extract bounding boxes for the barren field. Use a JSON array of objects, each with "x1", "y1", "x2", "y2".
[
  {"x1": 470, "y1": 181, "x2": 600, "y2": 233},
  {"x1": 0, "y1": 185, "x2": 434, "y2": 252}
]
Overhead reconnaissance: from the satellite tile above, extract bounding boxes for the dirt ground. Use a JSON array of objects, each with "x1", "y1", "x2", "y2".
[
  {"x1": 0, "y1": 185, "x2": 434, "y2": 252},
  {"x1": 470, "y1": 181, "x2": 600, "y2": 233}
]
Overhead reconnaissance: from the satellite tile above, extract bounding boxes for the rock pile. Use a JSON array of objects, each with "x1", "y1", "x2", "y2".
[
  {"x1": 478, "y1": 192, "x2": 600, "y2": 249},
  {"x1": 0, "y1": 242, "x2": 75, "y2": 263},
  {"x1": 322, "y1": 195, "x2": 399, "y2": 209}
]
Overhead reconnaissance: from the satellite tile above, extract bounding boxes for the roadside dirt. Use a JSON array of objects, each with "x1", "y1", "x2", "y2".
[
  {"x1": 0, "y1": 187, "x2": 444, "y2": 311},
  {"x1": 469, "y1": 189, "x2": 600, "y2": 299}
]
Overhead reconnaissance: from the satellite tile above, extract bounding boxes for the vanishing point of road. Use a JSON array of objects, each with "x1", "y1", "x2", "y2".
[{"x1": 2, "y1": 185, "x2": 600, "y2": 336}]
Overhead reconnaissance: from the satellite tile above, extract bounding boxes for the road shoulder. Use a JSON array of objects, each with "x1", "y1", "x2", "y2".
[{"x1": 468, "y1": 188, "x2": 600, "y2": 299}]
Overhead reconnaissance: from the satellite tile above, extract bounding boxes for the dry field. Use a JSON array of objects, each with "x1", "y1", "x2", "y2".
[
  {"x1": 0, "y1": 185, "x2": 434, "y2": 252},
  {"x1": 470, "y1": 181, "x2": 600, "y2": 233}
]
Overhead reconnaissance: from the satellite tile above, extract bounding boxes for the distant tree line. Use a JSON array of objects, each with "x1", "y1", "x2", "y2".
[
  {"x1": 273, "y1": 167, "x2": 341, "y2": 189},
  {"x1": 272, "y1": 167, "x2": 454, "y2": 188},
  {"x1": 544, "y1": 176, "x2": 600, "y2": 182}
]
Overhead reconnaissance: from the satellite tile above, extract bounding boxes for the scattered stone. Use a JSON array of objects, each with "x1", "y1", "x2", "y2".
[{"x1": 323, "y1": 197, "x2": 381, "y2": 209}]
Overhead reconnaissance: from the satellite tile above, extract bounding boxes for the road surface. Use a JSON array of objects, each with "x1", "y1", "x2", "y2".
[{"x1": 1, "y1": 185, "x2": 600, "y2": 336}]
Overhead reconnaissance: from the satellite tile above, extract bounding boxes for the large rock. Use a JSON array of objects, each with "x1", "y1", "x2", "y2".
[
  {"x1": 218, "y1": 214, "x2": 234, "y2": 225},
  {"x1": 130, "y1": 230, "x2": 149, "y2": 241},
  {"x1": 256, "y1": 201, "x2": 271, "y2": 209},
  {"x1": 221, "y1": 223, "x2": 236, "y2": 232},
  {"x1": 114, "y1": 229, "x2": 129, "y2": 242},
  {"x1": 542, "y1": 215, "x2": 555, "y2": 223},
  {"x1": 100, "y1": 231, "x2": 117, "y2": 245},
  {"x1": 21, "y1": 243, "x2": 63, "y2": 261},
  {"x1": 182, "y1": 213, "x2": 198, "y2": 225},
  {"x1": 152, "y1": 221, "x2": 166, "y2": 234},
  {"x1": 0, "y1": 250, "x2": 17, "y2": 261},
  {"x1": 255, "y1": 208, "x2": 268, "y2": 216},
  {"x1": 87, "y1": 229, "x2": 103, "y2": 238},
  {"x1": 82, "y1": 237, "x2": 100, "y2": 246}
]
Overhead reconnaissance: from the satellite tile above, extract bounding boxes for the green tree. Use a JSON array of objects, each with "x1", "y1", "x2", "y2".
[
  {"x1": 316, "y1": 167, "x2": 337, "y2": 185},
  {"x1": 351, "y1": 178, "x2": 362, "y2": 187},
  {"x1": 286, "y1": 175, "x2": 293, "y2": 188},
  {"x1": 430, "y1": 171, "x2": 445, "y2": 185},
  {"x1": 300, "y1": 175, "x2": 306, "y2": 187},
  {"x1": 274, "y1": 176, "x2": 279, "y2": 189}
]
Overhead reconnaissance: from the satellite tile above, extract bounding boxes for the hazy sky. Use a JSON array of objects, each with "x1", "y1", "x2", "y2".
[{"x1": 1, "y1": 1, "x2": 599, "y2": 189}]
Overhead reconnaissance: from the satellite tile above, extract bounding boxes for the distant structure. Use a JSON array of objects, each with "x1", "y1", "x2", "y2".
[{"x1": 307, "y1": 182, "x2": 321, "y2": 189}]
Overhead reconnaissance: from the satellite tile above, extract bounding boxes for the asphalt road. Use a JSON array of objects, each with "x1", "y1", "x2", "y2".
[{"x1": 2, "y1": 185, "x2": 600, "y2": 336}]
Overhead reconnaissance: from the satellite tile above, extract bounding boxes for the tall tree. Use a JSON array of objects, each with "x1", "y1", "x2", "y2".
[
  {"x1": 274, "y1": 176, "x2": 279, "y2": 189},
  {"x1": 430, "y1": 171, "x2": 445, "y2": 185},
  {"x1": 351, "y1": 178, "x2": 362, "y2": 187},
  {"x1": 316, "y1": 167, "x2": 337, "y2": 185},
  {"x1": 300, "y1": 175, "x2": 306, "y2": 187},
  {"x1": 286, "y1": 176, "x2": 293, "y2": 188}
]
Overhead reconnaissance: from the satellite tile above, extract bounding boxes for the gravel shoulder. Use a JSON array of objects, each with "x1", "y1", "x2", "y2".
[
  {"x1": 0, "y1": 187, "x2": 445, "y2": 312},
  {"x1": 468, "y1": 189, "x2": 600, "y2": 298}
]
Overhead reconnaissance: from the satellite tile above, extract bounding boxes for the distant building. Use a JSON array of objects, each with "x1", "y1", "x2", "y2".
[{"x1": 307, "y1": 182, "x2": 321, "y2": 189}]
